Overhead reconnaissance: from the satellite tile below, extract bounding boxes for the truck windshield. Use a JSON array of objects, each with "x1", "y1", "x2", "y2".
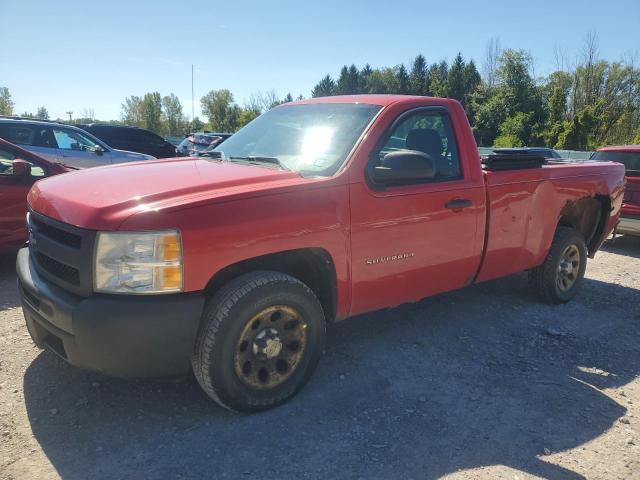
[
  {"x1": 591, "y1": 151, "x2": 640, "y2": 176},
  {"x1": 211, "y1": 103, "x2": 381, "y2": 176}
]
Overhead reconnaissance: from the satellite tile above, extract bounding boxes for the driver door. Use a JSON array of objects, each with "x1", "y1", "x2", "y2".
[{"x1": 349, "y1": 107, "x2": 486, "y2": 314}]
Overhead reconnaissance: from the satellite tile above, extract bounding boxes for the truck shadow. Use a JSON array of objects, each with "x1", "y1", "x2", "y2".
[
  {"x1": 22, "y1": 274, "x2": 639, "y2": 479},
  {"x1": 601, "y1": 234, "x2": 640, "y2": 259}
]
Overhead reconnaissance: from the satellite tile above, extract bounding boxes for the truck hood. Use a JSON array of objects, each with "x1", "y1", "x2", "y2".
[{"x1": 28, "y1": 157, "x2": 306, "y2": 230}]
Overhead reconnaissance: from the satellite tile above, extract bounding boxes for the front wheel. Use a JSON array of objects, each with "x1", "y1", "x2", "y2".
[
  {"x1": 528, "y1": 226, "x2": 588, "y2": 304},
  {"x1": 192, "y1": 271, "x2": 326, "y2": 412}
]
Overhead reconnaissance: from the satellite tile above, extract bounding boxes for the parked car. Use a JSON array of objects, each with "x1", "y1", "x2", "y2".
[
  {"x1": 78, "y1": 124, "x2": 177, "y2": 159},
  {"x1": 591, "y1": 145, "x2": 640, "y2": 236},
  {"x1": 0, "y1": 138, "x2": 67, "y2": 253},
  {"x1": 492, "y1": 147, "x2": 562, "y2": 159},
  {"x1": 176, "y1": 132, "x2": 231, "y2": 156},
  {"x1": 17, "y1": 95, "x2": 624, "y2": 412},
  {"x1": 0, "y1": 118, "x2": 155, "y2": 169}
]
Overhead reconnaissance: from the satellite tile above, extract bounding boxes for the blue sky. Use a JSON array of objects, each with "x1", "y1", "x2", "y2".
[{"x1": 1, "y1": 0, "x2": 638, "y2": 121}]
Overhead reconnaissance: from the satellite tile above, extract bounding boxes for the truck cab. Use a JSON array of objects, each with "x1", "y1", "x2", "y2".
[{"x1": 17, "y1": 95, "x2": 625, "y2": 412}]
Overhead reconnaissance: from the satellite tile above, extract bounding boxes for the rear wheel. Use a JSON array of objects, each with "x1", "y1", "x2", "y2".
[
  {"x1": 528, "y1": 226, "x2": 587, "y2": 304},
  {"x1": 192, "y1": 271, "x2": 325, "y2": 412}
]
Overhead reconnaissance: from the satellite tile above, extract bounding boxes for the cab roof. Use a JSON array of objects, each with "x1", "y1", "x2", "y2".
[{"x1": 289, "y1": 94, "x2": 458, "y2": 107}]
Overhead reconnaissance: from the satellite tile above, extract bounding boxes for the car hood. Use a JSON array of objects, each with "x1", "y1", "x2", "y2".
[{"x1": 28, "y1": 157, "x2": 307, "y2": 230}]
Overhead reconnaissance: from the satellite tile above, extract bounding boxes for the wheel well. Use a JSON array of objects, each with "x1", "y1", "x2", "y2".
[
  {"x1": 205, "y1": 248, "x2": 338, "y2": 322},
  {"x1": 557, "y1": 195, "x2": 610, "y2": 256}
]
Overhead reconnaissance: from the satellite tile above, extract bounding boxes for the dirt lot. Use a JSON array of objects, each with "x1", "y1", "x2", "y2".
[{"x1": 1, "y1": 236, "x2": 639, "y2": 480}]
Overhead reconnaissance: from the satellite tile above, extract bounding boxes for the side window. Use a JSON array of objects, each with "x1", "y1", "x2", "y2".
[
  {"x1": 377, "y1": 110, "x2": 461, "y2": 181},
  {"x1": 0, "y1": 124, "x2": 56, "y2": 148},
  {"x1": 0, "y1": 147, "x2": 46, "y2": 177},
  {"x1": 52, "y1": 128, "x2": 99, "y2": 151}
]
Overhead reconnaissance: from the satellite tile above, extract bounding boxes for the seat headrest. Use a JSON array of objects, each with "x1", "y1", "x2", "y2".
[{"x1": 406, "y1": 129, "x2": 443, "y2": 157}]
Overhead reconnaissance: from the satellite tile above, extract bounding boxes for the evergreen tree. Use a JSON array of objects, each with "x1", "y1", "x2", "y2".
[
  {"x1": 311, "y1": 75, "x2": 336, "y2": 97},
  {"x1": 446, "y1": 53, "x2": 466, "y2": 101},
  {"x1": 409, "y1": 55, "x2": 428, "y2": 95},
  {"x1": 360, "y1": 64, "x2": 373, "y2": 93},
  {"x1": 396, "y1": 65, "x2": 409, "y2": 94}
]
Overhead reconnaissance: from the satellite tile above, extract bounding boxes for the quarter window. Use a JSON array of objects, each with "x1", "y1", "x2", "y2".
[{"x1": 377, "y1": 110, "x2": 461, "y2": 181}]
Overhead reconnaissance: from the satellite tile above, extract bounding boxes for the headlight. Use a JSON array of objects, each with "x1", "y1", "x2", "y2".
[{"x1": 94, "y1": 231, "x2": 183, "y2": 294}]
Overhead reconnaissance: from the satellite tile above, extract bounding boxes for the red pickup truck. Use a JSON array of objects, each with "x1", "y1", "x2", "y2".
[
  {"x1": 17, "y1": 95, "x2": 624, "y2": 411},
  {"x1": 591, "y1": 145, "x2": 640, "y2": 236}
]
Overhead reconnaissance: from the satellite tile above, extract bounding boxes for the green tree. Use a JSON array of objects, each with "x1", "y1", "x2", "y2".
[
  {"x1": 446, "y1": 53, "x2": 466, "y2": 102},
  {"x1": 409, "y1": 55, "x2": 428, "y2": 95},
  {"x1": 473, "y1": 49, "x2": 544, "y2": 146},
  {"x1": 139, "y1": 92, "x2": 163, "y2": 133},
  {"x1": 494, "y1": 112, "x2": 533, "y2": 147},
  {"x1": 201, "y1": 89, "x2": 240, "y2": 132},
  {"x1": 36, "y1": 106, "x2": 49, "y2": 120},
  {"x1": 0, "y1": 87, "x2": 14, "y2": 115},
  {"x1": 428, "y1": 61, "x2": 449, "y2": 97},
  {"x1": 237, "y1": 108, "x2": 261, "y2": 128},
  {"x1": 360, "y1": 64, "x2": 373, "y2": 93},
  {"x1": 396, "y1": 65, "x2": 409, "y2": 94},
  {"x1": 161, "y1": 94, "x2": 184, "y2": 135},
  {"x1": 121, "y1": 95, "x2": 143, "y2": 126},
  {"x1": 336, "y1": 65, "x2": 360, "y2": 95},
  {"x1": 312, "y1": 75, "x2": 336, "y2": 97}
]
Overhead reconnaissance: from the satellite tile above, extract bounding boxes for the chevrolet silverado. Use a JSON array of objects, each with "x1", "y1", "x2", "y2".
[{"x1": 17, "y1": 95, "x2": 625, "y2": 411}]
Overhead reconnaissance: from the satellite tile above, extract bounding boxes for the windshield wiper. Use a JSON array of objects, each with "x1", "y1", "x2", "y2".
[{"x1": 228, "y1": 156, "x2": 291, "y2": 171}]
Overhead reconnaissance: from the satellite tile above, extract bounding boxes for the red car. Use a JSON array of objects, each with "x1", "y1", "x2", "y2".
[
  {"x1": 591, "y1": 145, "x2": 640, "y2": 236},
  {"x1": 17, "y1": 95, "x2": 624, "y2": 411},
  {"x1": 0, "y1": 138, "x2": 67, "y2": 254}
]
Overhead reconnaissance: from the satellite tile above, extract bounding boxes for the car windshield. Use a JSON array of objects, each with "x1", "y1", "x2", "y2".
[
  {"x1": 211, "y1": 103, "x2": 381, "y2": 176},
  {"x1": 591, "y1": 151, "x2": 640, "y2": 176}
]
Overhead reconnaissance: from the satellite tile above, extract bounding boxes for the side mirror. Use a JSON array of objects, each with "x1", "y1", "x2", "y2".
[
  {"x1": 12, "y1": 159, "x2": 31, "y2": 179},
  {"x1": 93, "y1": 145, "x2": 105, "y2": 156},
  {"x1": 372, "y1": 150, "x2": 435, "y2": 184}
]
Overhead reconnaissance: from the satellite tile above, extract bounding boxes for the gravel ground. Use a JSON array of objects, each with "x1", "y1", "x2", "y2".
[{"x1": 1, "y1": 236, "x2": 639, "y2": 480}]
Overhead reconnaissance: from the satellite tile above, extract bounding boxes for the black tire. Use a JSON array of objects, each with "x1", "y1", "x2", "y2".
[
  {"x1": 528, "y1": 226, "x2": 588, "y2": 304},
  {"x1": 192, "y1": 271, "x2": 326, "y2": 412}
]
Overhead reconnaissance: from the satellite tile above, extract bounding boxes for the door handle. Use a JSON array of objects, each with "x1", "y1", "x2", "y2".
[{"x1": 445, "y1": 199, "x2": 472, "y2": 210}]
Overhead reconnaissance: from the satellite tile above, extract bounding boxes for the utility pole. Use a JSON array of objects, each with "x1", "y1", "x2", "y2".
[
  {"x1": 65, "y1": 111, "x2": 73, "y2": 122},
  {"x1": 191, "y1": 64, "x2": 195, "y2": 133}
]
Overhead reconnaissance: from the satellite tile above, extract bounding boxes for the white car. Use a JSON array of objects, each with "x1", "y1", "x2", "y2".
[{"x1": 0, "y1": 118, "x2": 155, "y2": 168}]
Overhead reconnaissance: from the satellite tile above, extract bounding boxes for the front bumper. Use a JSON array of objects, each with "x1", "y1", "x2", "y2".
[
  {"x1": 616, "y1": 215, "x2": 640, "y2": 236},
  {"x1": 16, "y1": 247, "x2": 205, "y2": 378}
]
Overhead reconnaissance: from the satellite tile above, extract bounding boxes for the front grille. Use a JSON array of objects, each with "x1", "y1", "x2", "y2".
[
  {"x1": 28, "y1": 211, "x2": 96, "y2": 296},
  {"x1": 32, "y1": 217, "x2": 81, "y2": 249},
  {"x1": 36, "y1": 252, "x2": 80, "y2": 285}
]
